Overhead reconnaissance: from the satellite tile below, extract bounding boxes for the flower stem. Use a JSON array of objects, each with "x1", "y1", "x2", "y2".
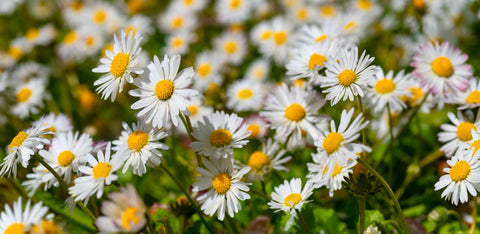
[
  {"x1": 356, "y1": 96, "x2": 367, "y2": 154},
  {"x1": 358, "y1": 195, "x2": 366, "y2": 234},
  {"x1": 386, "y1": 103, "x2": 395, "y2": 183},
  {"x1": 180, "y1": 113, "x2": 204, "y2": 167},
  {"x1": 295, "y1": 208, "x2": 311, "y2": 234},
  {"x1": 357, "y1": 157, "x2": 409, "y2": 234},
  {"x1": 470, "y1": 197, "x2": 477, "y2": 234}
]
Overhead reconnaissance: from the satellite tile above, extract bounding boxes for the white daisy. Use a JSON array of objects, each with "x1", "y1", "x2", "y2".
[
  {"x1": 245, "y1": 139, "x2": 291, "y2": 181},
  {"x1": 215, "y1": 0, "x2": 252, "y2": 24},
  {"x1": 258, "y1": 17, "x2": 294, "y2": 65},
  {"x1": 22, "y1": 164, "x2": 54, "y2": 196},
  {"x1": 438, "y1": 111, "x2": 480, "y2": 157},
  {"x1": 268, "y1": 178, "x2": 314, "y2": 214},
  {"x1": 12, "y1": 78, "x2": 46, "y2": 119},
  {"x1": 92, "y1": 30, "x2": 143, "y2": 101},
  {"x1": 226, "y1": 78, "x2": 266, "y2": 112},
  {"x1": 163, "y1": 31, "x2": 193, "y2": 56},
  {"x1": 307, "y1": 158, "x2": 357, "y2": 197},
  {"x1": 0, "y1": 0, "x2": 23, "y2": 15},
  {"x1": 23, "y1": 24, "x2": 56, "y2": 48},
  {"x1": 56, "y1": 29, "x2": 83, "y2": 62},
  {"x1": 157, "y1": 7, "x2": 197, "y2": 33},
  {"x1": 113, "y1": 121, "x2": 169, "y2": 176},
  {"x1": 32, "y1": 112, "x2": 72, "y2": 135},
  {"x1": 213, "y1": 31, "x2": 247, "y2": 65},
  {"x1": 129, "y1": 54, "x2": 199, "y2": 129},
  {"x1": 124, "y1": 14, "x2": 154, "y2": 38},
  {"x1": 193, "y1": 50, "x2": 225, "y2": 92},
  {"x1": 367, "y1": 69, "x2": 413, "y2": 113},
  {"x1": 192, "y1": 158, "x2": 251, "y2": 221},
  {"x1": 244, "y1": 59, "x2": 270, "y2": 81},
  {"x1": 244, "y1": 115, "x2": 269, "y2": 139},
  {"x1": 190, "y1": 111, "x2": 250, "y2": 159},
  {"x1": 450, "y1": 78, "x2": 480, "y2": 110},
  {"x1": 11, "y1": 61, "x2": 50, "y2": 84},
  {"x1": 291, "y1": 24, "x2": 338, "y2": 49},
  {"x1": 0, "y1": 198, "x2": 49, "y2": 234},
  {"x1": 170, "y1": 0, "x2": 208, "y2": 13}
]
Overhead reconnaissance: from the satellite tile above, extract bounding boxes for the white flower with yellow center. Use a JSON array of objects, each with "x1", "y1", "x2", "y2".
[
  {"x1": 307, "y1": 157, "x2": 357, "y2": 197},
  {"x1": 129, "y1": 54, "x2": 199, "y2": 129},
  {"x1": 318, "y1": 4, "x2": 338, "y2": 19},
  {"x1": 245, "y1": 59, "x2": 270, "y2": 81},
  {"x1": 227, "y1": 78, "x2": 266, "y2": 112},
  {"x1": 95, "y1": 184, "x2": 147, "y2": 233},
  {"x1": 124, "y1": 15, "x2": 154, "y2": 38},
  {"x1": 0, "y1": 119, "x2": 51, "y2": 177},
  {"x1": 164, "y1": 32, "x2": 192, "y2": 55},
  {"x1": 287, "y1": 5, "x2": 313, "y2": 24},
  {"x1": 12, "y1": 78, "x2": 45, "y2": 119},
  {"x1": 438, "y1": 111, "x2": 480, "y2": 157},
  {"x1": 314, "y1": 108, "x2": 370, "y2": 175},
  {"x1": 193, "y1": 50, "x2": 225, "y2": 92},
  {"x1": 23, "y1": 24, "x2": 56, "y2": 47},
  {"x1": 291, "y1": 24, "x2": 338, "y2": 48},
  {"x1": 322, "y1": 46, "x2": 377, "y2": 105},
  {"x1": 0, "y1": 198, "x2": 49, "y2": 234},
  {"x1": 113, "y1": 121, "x2": 169, "y2": 176},
  {"x1": 435, "y1": 149, "x2": 480, "y2": 205},
  {"x1": 215, "y1": 0, "x2": 252, "y2": 24},
  {"x1": 92, "y1": 30, "x2": 143, "y2": 102},
  {"x1": 12, "y1": 61, "x2": 50, "y2": 85},
  {"x1": 411, "y1": 41, "x2": 471, "y2": 96},
  {"x1": 158, "y1": 8, "x2": 197, "y2": 33},
  {"x1": 69, "y1": 142, "x2": 122, "y2": 204},
  {"x1": 171, "y1": 0, "x2": 208, "y2": 13},
  {"x1": 22, "y1": 164, "x2": 54, "y2": 196},
  {"x1": 259, "y1": 17, "x2": 294, "y2": 65},
  {"x1": 190, "y1": 111, "x2": 250, "y2": 159},
  {"x1": 367, "y1": 69, "x2": 413, "y2": 113},
  {"x1": 244, "y1": 115, "x2": 269, "y2": 139},
  {"x1": 87, "y1": 3, "x2": 124, "y2": 34},
  {"x1": 214, "y1": 31, "x2": 247, "y2": 65},
  {"x1": 268, "y1": 178, "x2": 314, "y2": 214},
  {"x1": 250, "y1": 21, "x2": 273, "y2": 46},
  {"x1": 32, "y1": 113, "x2": 72, "y2": 135},
  {"x1": 245, "y1": 139, "x2": 291, "y2": 181},
  {"x1": 78, "y1": 27, "x2": 105, "y2": 59},
  {"x1": 192, "y1": 158, "x2": 250, "y2": 221},
  {"x1": 39, "y1": 131, "x2": 93, "y2": 185},
  {"x1": 260, "y1": 84, "x2": 327, "y2": 148},
  {"x1": 450, "y1": 78, "x2": 480, "y2": 110},
  {"x1": 57, "y1": 29, "x2": 83, "y2": 62}
]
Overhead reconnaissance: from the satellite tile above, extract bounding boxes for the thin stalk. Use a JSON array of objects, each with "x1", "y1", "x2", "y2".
[
  {"x1": 159, "y1": 164, "x2": 215, "y2": 234},
  {"x1": 250, "y1": 188, "x2": 269, "y2": 200},
  {"x1": 386, "y1": 103, "x2": 395, "y2": 183},
  {"x1": 180, "y1": 113, "x2": 203, "y2": 167},
  {"x1": 358, "y1": 195, "x2": 366, "y2": 234},
  {"x1": 470, "y1": 197, "x2": 477, "y2": 234},
  {"x1": 357, "y1": 157, "x2": 409, "y2": 234},
  {"x1": 226, "y1": 216, "x2": 240, "y2": 234},
  {"x1": 295, "y1": 208, "x2": 311, "y2": 234}
]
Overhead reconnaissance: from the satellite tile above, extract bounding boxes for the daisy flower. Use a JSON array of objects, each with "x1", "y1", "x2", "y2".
[
  {"x1": 367, "y1": 69, "x2": 413, "y2": 113},
  {"x1": 12, "y1": 78, "x2": 46, "y2": 119},
  {"x1": 86, "y1": 2, "x2": 125, "y2": 34},
  {"x1": 69, "y1": 142, "x2": 122, "y2": 204},
  {"x1": 32, "y1": 112, "x2": 72, "y2": 135},
  {"x1": 113, "y1": 121, "x2": 169, "y2": 176},
  {"x1": 438, "y1": 111, "x2": 480, "y2": 157},
  {"x1": 268, "y1": 178, "x2": 314, "y2": 214},
  {"x1": 258, "y1": 17, "x2": 294, "y2": 65},
  {"x1": 124, "y1": 14, "x2": 154, "y2": 38},
  {"x1": 23, "y1": 24, "x2": 56, "y2": 48},
  {"x1": 158, "y1": 7, "x2": 197, "y2": 33},
  {"x1": 435, "y1": 149, "x2": 480, "y2": 205},
  {"x1": 244, "y1": 139, "x2": 291, "y2": 181},
  {"x1": 0, "y1": 198, "x2": 49, "y2": 234},
  {"x1": 250, "y1": 21, "x2": 273, "y2": 46},
  {"x1": 215, "y1": 0, "x2": 252, "y2": 24},
  {"x1": 244, "y1": 115, "x2": 269, "y2": 139},
  {"x1": 193, "y1": 50, "x2": 225, "y2": 92},
  {"x1": 129, "y1": 54, "x2": 199, "y2": 129},
  {"x1": 322, "y1": 46, "x2": 377, "y2": 105},
  {"x1": 192, "y1": 158, "x2": 251, "y2": 221},
  {"x1": 92, "y1": 30, "x2": 143, "y2": 101},
  {"x1": 411, "y1": 41, "x2": 471, "y2": 96},
  {"x1": 12, "y1": 61, "x2": 50, "y2": 84},
  {"x1": 0, "y1": 120, "x2": 51, "y2": 177},
  {"x1": 213, "y1": 31, "x2": 247, "y2": 65},
  {"x1": 96, "y1": 184, "x2": 147, "y2": 233},
  {"x1": 307, "y1": 158, "x2": 357, "y2": 197},
  {"x1": 163, "y1": 31, "x2": 193, "y2": 55},
  {"x1": 56, "y1": 29, "x2": 83, "y2": 62},
  {"x1": 227, "y1": 79, "x2": 266, "y2": 112},
  {"x1": 450, "y1": 78, "x2": 480, "y2": 110},
  {"x1": 291, "y1": 24, "x2": 338, "y2": 48},
  {"x1": 190, "y1": 111, "x2": 250, "y2": 159},
  {"x1": 170, "y1": 0, "x2": 208, "y2": 13},
  {"x1": 244, "y1": 59, "x2": 270, "y2": 81},
  {"x1": 22, "y1": 164, "x2": 54, "y2": 196},
  {"x1": 318, "y1": 3, "x2": 338, "y2": 20}
]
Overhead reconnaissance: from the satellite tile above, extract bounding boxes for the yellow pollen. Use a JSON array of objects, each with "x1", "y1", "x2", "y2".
[
  {"x1": 121, "y1": 207, "x2": 141, "y2": 231},
  {"x1": 237, "y1": 89, "x2": 253, "y2": 100},
  {"x1": 357, "y1": 0, "x2": 372, "y2": 10},
  {"x1": 229, "y1": 24, "x2": 243, "y2": 32},
  {"x1": 94, "y1": 10, "x2": 106, "y2": 23},
  {"x1": 297, "y1": 8, "x2": 308, "y2": 20},
  {"x1": 79, "y1": 86, "x2": 97, "y2": 112},
  {"x1": 470, "y1": 140, "x2": 480, "y2": 155},
  {"x1": 401, "y1": 87, "x2": 423, "y2": 106},
  {"x1": 293, "y1": 79, "x2": 305, "y2": 87},
  {"x1": 413, "y1": 0, "x2": 426, "y2": 10},
  {"x1": 457, "y1": 122, "x2": 476, "y2": 141},
  {"x1": 125, "y1": 26, "x2": 137, "y2": 36},
  {"x1": 16, "y1": 88, "x2": 32, "y2": 103},
  {"x1": 63, "y1": 32, "x2": 77, "y2": 45},
  {"x1": 248, "y1": 151, "x2": 270, "y2": 170},
  {"x1": 85, "y1": 36, "x2": 95, "y2": 46},
  {"x1": 374, "y1": 79, "x2": 396, "y2": 94},
  {"x1": 308, "y1": 53, "x2": 327, "y2": 70},
  {"x1": 188, "y1": 105, "x2": 198, "y2": 116},
  {"x1": 431, "y1": 56, "x2": 453, "y2": 77},
  {"x1": 26, "y1": 28, "x2": 39, "y2": 41},
  {"x1": 247, "y1": 124, "x2": 260, "y2": 138},
  {"x1": 212, "y1": 172, "x2": 231, "y2": 194},
  {"x1": 92, "y1": 162, "x2": 112, "y2": 179},
  {"x1": 71, "y1": 1, "x2": 83, "y2": 11},
  {"x1": 261, "y1": 31, "x2": 272, "y2": 40},
  {"x1": 184, "y1": 0, "x2": 194, "y2": 6},
  {"x1": 323, "y1": 132, "x2": 344, "y2": 154},
  {"x1": 32, "y1": 220, "x2": 60, "y2": 234},
  {"x1": 273, "y1": 31, "x2": 287, "y2": 45},
  {"x1": 253, "y1": 68, "x2": 265, "y2": 78},
  {"x1": 8, "y1": 46, "x2": 22, "y2": 59},
  {"x1": 338, "y1": 69, "x2": 357, "y2": 86},
  {"x1": 466, "y1": 91, "x2": 480, "y2": 104},
  {"x1": 209, "y1": 129, "x2": 232, "y2": 147},
  {"x1": 224, "y1": 41, "x2": 237, "y2": 54},
  {"x1": 331, "y1": 161, "x2": 343, "y2": 177},
  {"x1": 172, "y1": 37, "x2": 183, "y2": 48},
  {"x1": 58, "y1": 150, "x2": 75, "y2": 167},
  {"x1": 5, "y1": 223, "x2": 25, "y2": 234},
  {"x1": 284, "y1": 193, "x2": 302, "y2": 207},
  {"x1": 285, "y1": 103, "x2": 306, "y2": 122},
  {"x1": 450, "y1": 160, "x2": 470, "y2": 182},
  {"x1": 155, "y1": 80, "x2": 175, "y2": 101},
  {"x1": 8, "y1": 131, "x2": 28, "y2": 152},
  {"x1": 230, "y1": 0, "x2": 241, "y2": 9},
  {"x1": 172, "y1": 17, "x2": 183, "y2": 28},
  {"x1": 315, "y1": 34, "x2": 328, "y2": 43},
  {"x1": 127, "y1": 131, "x2": 149, "y2": 152},
  {"x1": 344, "y1": 22, "x2": 356, "y2": 32},
  {"x1": 197, "y1": 64, "x2": 211, "y2": 77},
  {"x1": 320, "y1": 5, "x2": 335, "y2": 17},
  {"x1": 110, "y1": 52, "x2": 130, "y2": 77}
]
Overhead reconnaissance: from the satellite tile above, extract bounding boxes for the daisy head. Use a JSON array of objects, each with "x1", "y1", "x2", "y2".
[
  {"x1": 214, "y1": 31, "x2": 247, "y2": 65},
  {"x1": 227, "y1": 78, "x2": 266, "y2": 112},
  {"x1": 438, "y1": 111, "x2": 480, "y2": 157},
  {"x1": 450, "y1": 78, "x2": 480, "y2": 110},
  {"x1": 192, "y1": 158, "x2": 251, "y2": 221},
  {"x1": 245, "y1": 139, "x2": 291, "y2": 181},
  {"x1": 193, "y1": 50, "x2": 225, "y2": 92},
  {"x1": 367, "y1": 69, "x2": 413, "y2": 113},
  {"x1": 245, "y1": 58, "x2": 270, "y2": 81},
  {"x1": 307, "y1": 157, "x2": 357, "y2": 197},
  {"x1": 12, "y1": 78, "x2": 46, "y2": 119},
  {"x1": 163, "y1": 31, "x2": 193, "y2": 56},
  {"x1": 244, "y1": 115, "x2": 269, "y2": 139},
  {"x1": 268, "y1": 178, "x2": 314, "y2": 214},
  {"x1": 0, "y1": 198, "x2": 49, "y2": 234},
  {"x1": 215, "y1": 0, "x2": 252, "y2": 24}
]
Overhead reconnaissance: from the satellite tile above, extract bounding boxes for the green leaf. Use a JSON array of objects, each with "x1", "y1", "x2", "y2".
[
  {"x1": 403, "y1": 204, "x2": 427, "y2": 217},
  {"x1": 364, "y1": 210, "x2": 385, "y2": 227},
  {"x1": 313, "y1": 207, "x2": 342, "y2": 234}
]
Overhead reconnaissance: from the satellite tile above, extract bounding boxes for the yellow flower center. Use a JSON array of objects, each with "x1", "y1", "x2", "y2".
[
  {"x1": 401, "y1": 87, "x2": 423, "y2": 106},
  {"x1": 57, "y1": 150, "x2": 75, "y2": 167},
  {"x1": 357, "y1": 0, "x2": 372, "y2": 10},
  {"x1": 431, "y1": 56, "x2": 453, "y2": 77},
  {"x1": 32, "y1": 220, "x2": 60, "y2": 234},
  {"x1": 323, "y1": 132, "x2": 344, "y2": 154},
  {"x1": 197, "y1": 64, "x2": 211, "y2": 77},
  {"x1": 127, "y1": 131, "x2": 149, "y2": 152},
  {"x1": 16, "y1": 88, "x2": 32, "y2": 103},
  {"x1": 466, "y1": 90, "x2": 480, "y2": 104},
  {"x1": 285, "y1": 103, "x2": 306, "y2": 122},
  {"x1": 261, "y1": 31, "x2": 271, "y2": 40},
  {"x1": 5, "y1": 223, "x2": 25, "y2": 234},
  {"x1": 92, "y1": 162, "x2": 112, "y2": 179},
  {"x1": 344, "y1": 22, "x2": 356, "y2": 32},
  {"x1": 224, "y1": 41, "x2": 237, "y2": 54},
  {"x1": 293, "y1": 79, "x2": 305, "y2": 87},
  {"x1": 110, "y1": 52, "x2": 130, "y2": 78},
  {"x1": 457, "y1": 122, "x2": 476, "y2": 141},
  {"x1": 172, "y1": 17, "x2": 183, "y2": 28},
  {"x1": 172, "y1": 37, "x2": 183, "y2": 48},
  {"x1": 247, "y1": 124, "x2": 260, "y2": 138},
  {"x1": 338, "y1": 69, "x2": 357, "y2": 86},
  {"x1": 121, "y1": 207, "x2": 141, "y2": 231},
  {"x1": 212, "y1": 172, "x2": 231, "y2": 194},
  {"x1": 8, "y1": 46, "x2": 22, "y2": 59},
  {"x1": 374, "y1": 79, "x2": 396, "y2": 94},
  {"x1": 155, "y1": 80, "x2": 175, "y2": 101},
  {"x1": 254, "y1": 68, "x2": 265, "y2": 78},
  {"x1": 209, "y1": 129, "x2": 232, "y2": 147},
  {"x1": 296, "y1": 8, "x2": 308, "y2": 20},
  {"x1": 9, "y1": 131, "x2": 28, "y2": 152},
  {"x1": 413, "y1": 0, "x2": 426, "y2": 10},
  {"x1": 230, "y1": 0, "x2": 241, "y2": 9},
  {"x1": 331, "y1": 161, "x2": 343, "y2": 177},
  {"x1": 284, "y1": 193, "x2": 302, "y2": 207},
  {"x1": 470, "y1": 140, "x2": 480, "y2": 155},
  {"x1": 84, "y1": 36, "x2": 95, "y2": 46},
  {"x1": 237, "y1": 89, "x2": 253, "y2": 100},
  {"x1": 94, "y1": 10, "x2": 106, "y2": 23},
  {"x1": 315, "y1": 34, "x2": 328, "y2": 43},
  {"x1": 64, "y1": 32, "x2": 77, "y2": 45},
  {"x1": 188, "y1": 105, "x2": 198, "y2": 116},
  {"x1": 248, "y1": 151, "x2": 270, "y2": 170},
  {"x1": 308, "y1": 53, "x2": 327, "y2": 70},
  {"x1": 71, "y1": 1, "x2": 83, "y2": 11},
  {"x1": 184, "y1": 0, "x2": 194, "y2": 6},
  {"x1": 450, "y1": 160, "x2": 470, "y2": 182},
  {"x1": 26, "y1": 28, "x2": 39, "y2": 41},
  {"x1": 320, "y1": 5, "x2": 335, "y2": 17},
  {"x1": 273, "y1": 31, "x2": 287, "y2": 46}
]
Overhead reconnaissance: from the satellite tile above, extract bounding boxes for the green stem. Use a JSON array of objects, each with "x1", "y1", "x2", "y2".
[
  {"x1": 295, "y1": 208, "x2": 311, "y2": 234},
  {"x1": 357, "y1": 157, "x2": 409, "y2": 234},
  {"x1": 470, "y1": 197, "x2": 477, "y2": 234},
  {"x1": 386, "y1": 103, "x2": 395, "y2": 183},
  {"x1": 159, "y1": 164, "x2": 214, "y2": 234},
  {"x1": 226, "y1": 216, "x2": 240, "y2": 234},
  {"x1": 180, "y1": 113, "x2": 203, "y2": 167},
  {"x1": 250, "y1": 188, "x2": 269, "y2": 200},
  {"x1": 358, "y1": 195, "x2": 366, "y2": 234}
]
